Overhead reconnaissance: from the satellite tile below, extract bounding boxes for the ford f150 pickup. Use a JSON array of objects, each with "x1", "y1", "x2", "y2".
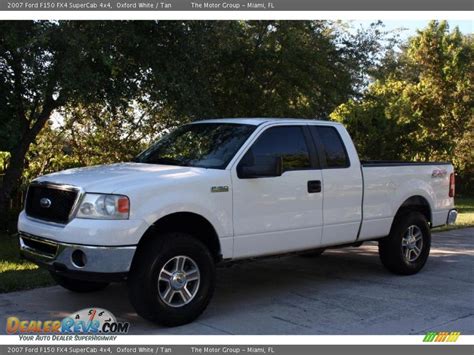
[{"x1": 18, "y1": 118, "x2": 457, "y2": 326}]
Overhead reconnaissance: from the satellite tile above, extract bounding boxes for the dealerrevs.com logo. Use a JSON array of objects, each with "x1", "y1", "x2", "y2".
[{"x1": 6, "y1": 308, "x2": 129, "y2": 334}]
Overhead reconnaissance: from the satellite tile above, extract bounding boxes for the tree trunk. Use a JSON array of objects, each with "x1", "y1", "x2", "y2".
[
  {"x1": 0, "y1": 104, "x2": 56, "y2": 233},
  {"x1": 0, "y1": 140, "x2": 32, "y2": 232}
]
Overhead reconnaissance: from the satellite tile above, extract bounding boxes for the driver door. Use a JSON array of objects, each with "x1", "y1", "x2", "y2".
[{"x1": 231, "y1": 125, "x2": 324, "y2": 258}]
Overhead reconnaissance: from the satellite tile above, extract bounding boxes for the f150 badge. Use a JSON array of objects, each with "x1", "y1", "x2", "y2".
[{"x1": 211, "y1": 186, "x2": 229, "y2": 193}]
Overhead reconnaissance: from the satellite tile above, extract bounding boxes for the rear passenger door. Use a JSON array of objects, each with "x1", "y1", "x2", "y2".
[
  {"x1": 231, "y1": 125, "x2": 324, "y2": 258},
  {"x1": 309, "y1": 125, "x2": 363, "y2": 246}
]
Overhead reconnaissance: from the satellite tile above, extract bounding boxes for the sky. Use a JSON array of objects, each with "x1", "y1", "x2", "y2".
[{"x1": 352, "y1": 20, "x2": 473, "y2": 40}]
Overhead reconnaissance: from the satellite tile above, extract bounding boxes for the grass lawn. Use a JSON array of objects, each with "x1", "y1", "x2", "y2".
[
  {"x1": 433, "y1": 195, "x2": 474, "y2": 232},
  {"x1": 454, "y1": 196, "x2": 474, "y2": 226},
  {"x1": 0, "y1": 232, "x2": 54, "y2": 293},
  {"x1": 0, "y1": 196, "x2": 472, "y2": 293}
]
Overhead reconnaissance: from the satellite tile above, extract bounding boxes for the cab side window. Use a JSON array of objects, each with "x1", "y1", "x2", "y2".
[{"x1": 245, "y1": 126, "x2": 311, "y2": 172}]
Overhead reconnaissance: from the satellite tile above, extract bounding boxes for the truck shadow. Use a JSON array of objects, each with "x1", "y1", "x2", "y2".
[{"x1": 1, "y1": 234, "x2": 471, "y2": 335}]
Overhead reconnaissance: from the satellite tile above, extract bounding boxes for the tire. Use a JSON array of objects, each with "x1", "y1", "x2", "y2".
[
  {"x1": 300, "y1": 248, "x2": 326, "y2": 257},
  {"x1": 127, "y1": 232, "x2": 216, "y2": 327},
  {"x1": 50, "y1": 272, "x2": 109, "y2": 293},
  {"x1": 379, "y1": 211, "x2": 431, "y2": 275}
]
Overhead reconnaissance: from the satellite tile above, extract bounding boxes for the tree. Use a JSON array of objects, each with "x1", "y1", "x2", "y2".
[
  {"x1": 141, "y1": 21, "x2": 385, "y2": 120},
  {"x1": 24, "y1": 102, "x2": 170, "y2": 182},
  {"x1": 0, "y1": 21, "x2": 145, "y2": 221},
  {"x1": 330, "y1": 80, "x2": 418, "y2": 160},
  {"x1": 331, "y1": 21, "x2": 473, "y2": 191},
  {"x1": 1, "y1": 20, "x2": 385, "y2": 230}
]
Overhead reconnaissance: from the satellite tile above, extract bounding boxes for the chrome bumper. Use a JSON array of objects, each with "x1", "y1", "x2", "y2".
[
  {"x1": 19, "y1": 232, "x2": 136, "y2": 278},
  {"x1": 447, "y1": 209, "x2": 458, "y2": 225}
]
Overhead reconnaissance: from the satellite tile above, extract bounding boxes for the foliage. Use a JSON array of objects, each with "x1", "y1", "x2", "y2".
[
  {"x1": 0, "y1": 232, "x2": 54, "y2": 293},
  {"x1": 0, "y1": 151, "x2": 9, "y2": 172},
  {"x1": 330, "y1": 80, "x2": 418, "y2": 160},
  {"x1": 0, "y1": 21, "x2": 144, "y2": 152},
  {"x1": 0, "y1": 20, "x2": 387, "y2": 226},
  {"x1": 0, "y1": 21, "x2": 147, "y2": 225},
  {"x1": 23, "y1": 103, "x2": 168, "y2": 182},
  {"x1": 331, "y1": 21, "x2": 473, "y2": 192},
  {"x1": 134, "y1": 20, "x2": 386, "y2": 120}
]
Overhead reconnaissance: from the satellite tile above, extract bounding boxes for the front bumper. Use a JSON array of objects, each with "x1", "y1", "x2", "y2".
[{"x1": 19, "y1": 232, "x2": 136, "y2": 282}]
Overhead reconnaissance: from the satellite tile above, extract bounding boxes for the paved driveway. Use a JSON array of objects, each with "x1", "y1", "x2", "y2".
[{"x1": 1, "y1": 228, "x2": 473, "y2": 335}]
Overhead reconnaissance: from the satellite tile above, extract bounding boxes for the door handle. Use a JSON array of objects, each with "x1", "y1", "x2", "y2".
[{"x1": 307, "y1": 180, "x2": 321, "y2": 193}]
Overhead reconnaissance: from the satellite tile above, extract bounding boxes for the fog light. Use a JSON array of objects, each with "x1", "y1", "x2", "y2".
[{"x1": 71, "y1": 249, "x2": 87, "y2": 268}]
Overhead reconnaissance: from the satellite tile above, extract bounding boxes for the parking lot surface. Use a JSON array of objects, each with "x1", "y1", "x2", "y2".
[{"x1": 1, "y1": 228, "x2": 472, "y2": 335}]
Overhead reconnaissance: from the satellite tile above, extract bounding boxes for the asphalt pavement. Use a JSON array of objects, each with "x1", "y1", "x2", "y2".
[{"x1": 1, "y1": 228, "x2": 472, "y2": 335}]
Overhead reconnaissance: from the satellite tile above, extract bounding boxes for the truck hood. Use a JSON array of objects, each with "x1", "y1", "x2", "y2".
[{"x1": 34, "y1": 163, "x2": 200, "y2": 193}]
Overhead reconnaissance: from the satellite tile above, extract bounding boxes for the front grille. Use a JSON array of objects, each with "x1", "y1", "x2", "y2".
[
  {"x1": 25, "y1": 184, "x2": 79, "y2": 224},
  {"x1": 20, "y1": 235, "x2": 58, "y2": 258}
]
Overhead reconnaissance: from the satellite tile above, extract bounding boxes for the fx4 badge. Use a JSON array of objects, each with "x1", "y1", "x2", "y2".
[{"x1": 432, "y1": 168, "x2": 447, "y2": 178}]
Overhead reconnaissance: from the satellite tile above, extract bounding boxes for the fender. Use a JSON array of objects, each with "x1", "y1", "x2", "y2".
[{"x1": 390, "y1": 178, "x2": 435, "y2": 222}]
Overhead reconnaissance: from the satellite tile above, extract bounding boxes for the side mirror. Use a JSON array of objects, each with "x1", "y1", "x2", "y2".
[{"x1": 237, "y1": 155, "x2": 283, "y2": 179}]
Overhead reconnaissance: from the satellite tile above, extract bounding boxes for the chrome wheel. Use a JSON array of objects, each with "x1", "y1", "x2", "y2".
[
  {"x1": 401, "y1": 225, "x2": 423, "y2": 262},
  {"x1": 158, "y1": 255, "x2": 200, "y2": 308}
]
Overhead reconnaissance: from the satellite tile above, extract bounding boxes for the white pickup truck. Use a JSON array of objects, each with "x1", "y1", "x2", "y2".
[{"x1": 18, "y1": 118, "x2": 457, "y2": 326}]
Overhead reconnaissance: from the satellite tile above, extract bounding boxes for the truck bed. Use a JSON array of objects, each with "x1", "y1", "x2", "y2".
[{"x1": 359, "y1": 161, "x2": 454, "y2": 241}]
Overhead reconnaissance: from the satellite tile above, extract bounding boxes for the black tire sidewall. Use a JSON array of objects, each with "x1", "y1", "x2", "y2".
[
  {"x1": 129, "y1": 233, "x2": 215, "y2": 326},
  {"x1": 380, "y1": 212, "x2": 431, "y2": 275}
]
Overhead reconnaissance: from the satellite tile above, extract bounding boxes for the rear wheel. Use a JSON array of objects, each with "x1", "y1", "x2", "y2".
[
  {"x1": 50, "y1": 272, "x2": 109, "y2": 293},
  {"x1": 128, "y1": 232, "x2": 215, "y2": 327},
  {"x1": 379, "y1": 211, "x2": 431, "y2": 275}
]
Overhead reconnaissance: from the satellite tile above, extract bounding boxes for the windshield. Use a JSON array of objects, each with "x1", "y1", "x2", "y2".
[{"x1": 134, "y1": 123, "x2": 256, "y2": 169}]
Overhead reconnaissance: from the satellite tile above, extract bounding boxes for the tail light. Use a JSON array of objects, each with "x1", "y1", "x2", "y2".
[{"x1": 449, "y1": 173, "x2": 455, "y2": 197}]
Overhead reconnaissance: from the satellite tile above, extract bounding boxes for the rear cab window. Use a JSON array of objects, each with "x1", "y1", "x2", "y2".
[{"x1": 310, "y1": 126, "x2": 350, "y2": 169}]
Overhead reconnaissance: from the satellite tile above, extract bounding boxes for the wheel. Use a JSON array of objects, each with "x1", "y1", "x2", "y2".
[
  {"x1": 379, "y1": 211, "x2": 431, "y2": 275},
  {"x1": 300, "y1": 248, "x2": 326, "y2": 257},
  {"x1": 127, "y1": 232, "x2": 215, "y2": 327},
  {"x1": 50, "y1": 272, "x2": 109, "y2": 293}
]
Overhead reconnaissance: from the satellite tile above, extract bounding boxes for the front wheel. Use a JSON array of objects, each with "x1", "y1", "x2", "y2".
[
  {"x1": 379, "y1": 211, "x2": 431, "y2": 275},
  {"x1": 127, "y1": 232, "x2": 215, "y2": 327}
]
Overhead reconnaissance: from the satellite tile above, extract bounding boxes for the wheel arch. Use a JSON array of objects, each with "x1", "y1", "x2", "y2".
[
  {"x1": 392, "y1": 195, "x2": 432, "y2": 228},
  {"x1": 134, "y1": 212, "x2": 222, "y2": 263}
]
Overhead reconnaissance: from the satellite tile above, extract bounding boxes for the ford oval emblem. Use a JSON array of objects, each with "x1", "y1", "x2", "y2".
[{"x1": 40, "y1": 197, "x2": 52, "y2": 208}]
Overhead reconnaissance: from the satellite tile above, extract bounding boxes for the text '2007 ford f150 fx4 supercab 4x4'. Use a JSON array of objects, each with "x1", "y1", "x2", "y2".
[{"x1": 18, "y1": 118, "x2": 457, "y2": 326}]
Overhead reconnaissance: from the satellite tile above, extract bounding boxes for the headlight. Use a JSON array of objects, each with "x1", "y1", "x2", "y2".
[{"x1": 76, "y1": 193, "x2": 130, "y2": 220}]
